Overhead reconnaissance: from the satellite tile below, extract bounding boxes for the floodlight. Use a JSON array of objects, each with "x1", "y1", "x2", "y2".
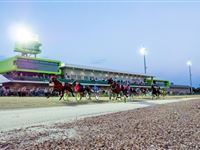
[
  {"x1": 139, "y1": 47, "x2": 147, "y2": 56},
  {"x1": 10, "y1": 24, "x2": 38, "y2": 43},
  {"x1": 187, "y1": 60, "x2": 192, "y2": 66}
]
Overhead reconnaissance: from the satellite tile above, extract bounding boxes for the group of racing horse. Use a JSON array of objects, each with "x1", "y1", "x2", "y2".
[{"x1": 47, "y1": 76, "x2": 167, "y2": 102}]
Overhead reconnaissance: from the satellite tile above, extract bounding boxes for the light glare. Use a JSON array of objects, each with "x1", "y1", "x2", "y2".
[
  {"x1": 10, "y1": 24, "x2": 38, "y2": 43},
  {"x1": 140, "y1": 47, "x2": 147, "y2": 56},
  {"x1": 187, "y1": 60, "x2": 192, "y2": 66},
  {"x1": 61, "y1": 63, "x2": 65, "y2": 67}
]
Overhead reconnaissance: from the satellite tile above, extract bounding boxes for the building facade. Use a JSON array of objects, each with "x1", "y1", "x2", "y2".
[
  {"x1": 60, "y1": 63, "x2": 153, "y2": 86},
  {"x1": 169, "y1": 85, "x2": 191, "y2": 95}
]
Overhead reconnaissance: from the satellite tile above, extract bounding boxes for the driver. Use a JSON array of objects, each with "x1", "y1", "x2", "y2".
[
  {"x1": 74, "y1": 81, "x2": 81, "y2": 92},
  {"x1": 93, "y1": 85, "x2": 99, "y2": 93}
]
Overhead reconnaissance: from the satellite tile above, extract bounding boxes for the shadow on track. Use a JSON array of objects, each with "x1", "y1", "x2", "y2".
[{"x1": 61, "y1": 100, "x2": 108, "y2": 106}]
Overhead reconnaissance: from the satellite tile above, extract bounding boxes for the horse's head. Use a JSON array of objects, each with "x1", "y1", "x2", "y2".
[
  {"x1": 66, "y1": 82, "x2": 72, "y2": 86},
  {"x1": 107, "y1": 78, "x2": 114, "y2": 84},
  {"x1": 85, "y1": 85, "x2": 91, "y2": 91},
  {"x1": 49, "y1": 75, "x2": 56, "y2": 83},
  {"x1": 49, "y1": 75, "x2": 60, "y2": 87}
]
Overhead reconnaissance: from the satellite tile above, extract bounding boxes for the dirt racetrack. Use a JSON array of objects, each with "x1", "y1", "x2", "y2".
[{"x1": 0, "y1": 98, "x2": 200, "y2": 150}]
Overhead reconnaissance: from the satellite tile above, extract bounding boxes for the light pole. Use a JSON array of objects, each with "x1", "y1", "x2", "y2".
[
  {"x1": 187, "y1": 60, "x2": 193, "y2": 94},
  {"x1": 140, "y1": 47, "x2": 147, "y2": 74}
]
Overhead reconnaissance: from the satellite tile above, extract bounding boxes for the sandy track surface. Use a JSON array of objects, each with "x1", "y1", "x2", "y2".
[
  {"x1": 0, "y1": 98, "x2": 196, "y2": 131},
  {"x1": 0, "y1": 96, "x2": 196, "y2": 110},
  {"x1": 0, "y1": 98, "x2": 199, "y2": 150}
]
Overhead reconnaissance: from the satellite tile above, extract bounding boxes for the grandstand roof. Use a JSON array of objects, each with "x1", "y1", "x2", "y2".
[
  {"x1": 60, "y1": 63, "x2": 154, "y2": 78},
  {"x1": 0, "y1": 75, "x2": 10, "y2": 83}
]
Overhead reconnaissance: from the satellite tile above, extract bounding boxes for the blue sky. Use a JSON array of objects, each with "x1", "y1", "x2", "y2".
[{"x1": 0, "y1": 1, "x2": 199, "y2": 87}]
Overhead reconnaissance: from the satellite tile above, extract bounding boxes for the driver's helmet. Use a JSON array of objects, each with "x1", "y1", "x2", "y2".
[
  {"x1": 50, "y1": 75, "x2": 56, "y2": 80},
  {"x1": 75, "y1": 81, "x2": 79, "y2": 85}
]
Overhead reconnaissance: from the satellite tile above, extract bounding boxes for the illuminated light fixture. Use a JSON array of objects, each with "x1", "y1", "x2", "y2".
[
  {"x1": 10, "y1": 24, "x2": 38, "y2": 43},
  {"x1": 186, "y1": 60, "x2": 192, "y2": 66},
  {"x1": 139, "y1": 47, "x2": 147, "y2": 56},
  {"x1": 139, "y1": 46, "x2": 148, "y2": 74}
]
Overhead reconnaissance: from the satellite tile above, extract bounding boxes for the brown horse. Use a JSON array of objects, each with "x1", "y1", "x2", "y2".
[
  {"x1": 151, "y1": 85, "x2": 163, "y2": 99},
  {"x1": 48, "y1": 76, "x2": 74, "y2": 100},
  {"x1": 107, "y1": 78, "x2": 128, "y2": 101}
]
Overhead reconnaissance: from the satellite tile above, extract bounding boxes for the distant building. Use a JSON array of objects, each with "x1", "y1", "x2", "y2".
[{"x1": 169, "y1": 84, "x2": 191, "y2": 95}]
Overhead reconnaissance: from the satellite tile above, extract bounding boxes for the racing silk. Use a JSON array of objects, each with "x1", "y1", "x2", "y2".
[
  {"x1": 93, "y1": 86, "x2": 99, "y2": 92},
  {"x1": 74, "y1": 85, "x2": 80, "y2": 92},
  {"x1": 124, "y1": 85, "x2": 130, "y2": 90},
  {"x1": 120, "y1": 85, "x2": 124, "y2": 90}
]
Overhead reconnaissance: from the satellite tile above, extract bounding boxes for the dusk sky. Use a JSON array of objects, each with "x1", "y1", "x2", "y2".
[{"x1": 0, "y1": 1, "x2": 199, "y2": 87}]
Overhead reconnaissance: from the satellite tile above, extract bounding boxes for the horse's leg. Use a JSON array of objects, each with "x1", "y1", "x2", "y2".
[
  {"x1": 123, "y1": 91, "x2": 127, "y2": 102},
  {"x1": 71, "y1": 90, "x2": 75, "y2": 97},
  {"x1": 156, "y1": 91, "x2": 159, "y2": 99},
  {"x1": 46, "y1": 92, "x2": 50, "y2": 98},
  {"x1": 59, "y1": 90, "x2": 64, "y2": 100},
  {"x1": 69, "y1": 89, "x2": 75, "y2": 97},
  {"x1": 80, "y1": 92, "x2": 83, "y2": 100},
  {"x1": 124, "y1": 91, "x2": 128, "y2": 98},
  {"x1": 109, "y1": 91, "x2": 112, "y2": 100},
  {"x1": 109, "y1": 94, "x2": 111, "y2": 100},
  {"x1": 89, "y1": 92, "x2": 92, "y2": 100},
  {"x1": 47, "y1": 89, "x2": 56, "y2": 99},
  {"x1": 116, "y1": 93, "x2": 119, "y2": 100},
  {"x1": 119, "y1": 92, "x2": 122, "y2": 99}
]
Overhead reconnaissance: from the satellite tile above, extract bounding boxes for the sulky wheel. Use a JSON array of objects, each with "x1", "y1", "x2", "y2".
[
  {"x1": 95, "y1": 94, "x2": 99, "y2": 100},
  {"x1": 85, "y1": 93, "x2": 91, "y2": 100},
  {"x1": 75, "y1": 93, "x2": 81, "y2": 101},
  {"x1": 63, "y1": 92, "x2": 69, "y2": 101}
]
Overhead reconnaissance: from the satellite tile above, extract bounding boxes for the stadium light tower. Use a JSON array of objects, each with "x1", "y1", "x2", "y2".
[
  {"x1": 10, "y1": 24, "x2": 41, "y2": 58},
  {"x1": 186, "y1": 60, "x2": 193, "y2": 94},
  {"x1": 140, "y1": 46, "x2": 147, "y2": 74}
]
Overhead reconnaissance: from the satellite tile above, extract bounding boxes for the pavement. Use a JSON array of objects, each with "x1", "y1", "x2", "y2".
[{"x1": 0, "y1": 98, "x2": 196, "y2": 131}]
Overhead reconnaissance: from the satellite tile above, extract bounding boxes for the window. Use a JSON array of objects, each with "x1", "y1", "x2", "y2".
[
  {"x1": 71, "y1": 75, "x2": 76, "y2": 80},
  {"x1": 77, "y1": 75, "x2": 82, "y2": 80},
  {"x1": 84, "y1": 76, "x2": 89, "y2": 80}
]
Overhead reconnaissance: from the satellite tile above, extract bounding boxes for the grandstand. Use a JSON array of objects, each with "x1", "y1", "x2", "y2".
[
  {"x1": 169, "y1": 84, "x2": 191, "y2": 95},
  {"x1": 60, "y1": 63, "x2": 154, "y2": 87},
  {"x1": 0, "y1": 55, "x2": 61, "y2": 88},
  {"x1": 0, "y1": 37, "x2": 156, "y2": 89},
  {"x1": 0, "y1": 37, "x2": 191, "y2": 95}
]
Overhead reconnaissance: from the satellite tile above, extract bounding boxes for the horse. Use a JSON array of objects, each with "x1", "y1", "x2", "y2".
[
  {"x1": 47, "y1": 76, "x2": 74, "y2": 100},
  {"x1": 158, "y1": 88, "x2": 167, "y2": 98},
  {"x1": 107, "y1": 78, "x2": 128, "y2": 101},
  {"x1": 151, "y1": 85, "x2": 162, "y2": 99},
  {"x1": 129, "y1": 87, "x2": 141, "y2": 98},
  {"x1": 139, "y1": 87, "x2": 149, "y2": 97}
]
